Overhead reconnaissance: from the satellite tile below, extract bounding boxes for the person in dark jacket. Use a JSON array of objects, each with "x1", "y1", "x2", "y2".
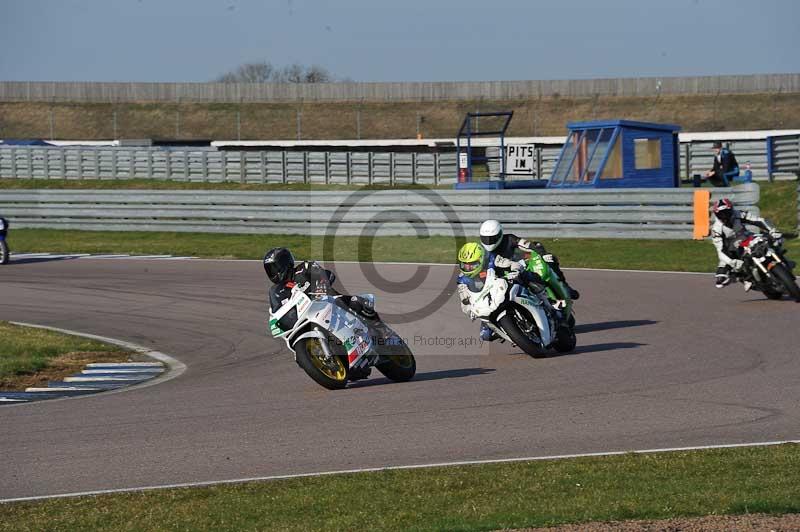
[
  {"x1": 703, "y1": 141, "x2": 739, "y2": 187},
  {"x1": 263, "y1": 247, "x2": 377, "y2": 332}
]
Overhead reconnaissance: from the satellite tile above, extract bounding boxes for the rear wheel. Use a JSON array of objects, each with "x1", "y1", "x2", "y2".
[
  {"x1": 499, "y1": 307, "x2": 547, "y2": 359},
  {"x1": 377, "y1": 348, "x2": 416, "y2": 382},
  {"x1": 772, "y1": 264, "x2": 800, "y2": 302},
  {"x1": 294, "y1": 336, "x2": 348, "y2": 390},
  {"x1": 0, "y1": 240, "x2": 8, "y2": 265}
]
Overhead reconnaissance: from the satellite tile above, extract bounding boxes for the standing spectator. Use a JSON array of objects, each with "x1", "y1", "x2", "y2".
[{"x1": 703, "y1": 141, "x2": 739, "y2": 187}]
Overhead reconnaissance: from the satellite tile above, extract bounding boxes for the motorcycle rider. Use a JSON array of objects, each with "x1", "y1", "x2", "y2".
[
  {"x1": 263, "y1": 247, "x2": 377, "y2": 331},
  {"x1": 478, "y1": 219, "x2": 580, "y2": 300},
  {"x1": 711, "y1": 198, "x2": 783, "y2": 290},
  {"x1": 456, "y1": 242, "x2": 571, "y2": 342}
]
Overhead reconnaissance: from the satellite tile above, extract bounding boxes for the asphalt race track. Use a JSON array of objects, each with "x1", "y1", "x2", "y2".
[{"x1": 1, "y1": 258, "x2": 798, "y2": 500}]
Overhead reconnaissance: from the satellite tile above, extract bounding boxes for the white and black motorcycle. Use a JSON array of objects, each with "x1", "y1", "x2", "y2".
[
  {"x1": 462, "y1": 267, "x2": 576, "y2": 358},
  {"x1": 269, "y1": 285, "x2": 416, "y2": 389},
  {"x1": 735, "y1": 232, "x2": 800, "y2": 302}
]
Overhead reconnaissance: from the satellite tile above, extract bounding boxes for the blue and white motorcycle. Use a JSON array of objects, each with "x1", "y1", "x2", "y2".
[{"x1": 0, "y1": 217, "x2": 9, "y2": 265}]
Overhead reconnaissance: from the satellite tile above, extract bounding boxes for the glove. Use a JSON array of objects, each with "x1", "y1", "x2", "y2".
[
  {"x1": 730, "y1": 259, "x2": 744, "y2": 271},
  {"x1": 541, "y1": 254, "x2": 554, "y2": 263},
  {"x1": 494, "y1": 256, "x2": 524, "y2": 270},
  {"x1": 769, "y1": 230, "x2": 783, "y2": 244},
  {"x1": 457, "y1": 284, "x2": 472, "y2": 315}
]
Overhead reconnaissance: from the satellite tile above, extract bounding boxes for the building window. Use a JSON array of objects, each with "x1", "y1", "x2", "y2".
[
  {"x1": 634, "y1": 138, "x2": 662, "y2": 170},
  {"x1": 599, "y1": 134, "x2": 622, "y2": 179}
]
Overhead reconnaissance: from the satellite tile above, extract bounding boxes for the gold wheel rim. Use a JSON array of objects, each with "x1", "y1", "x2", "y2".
[{"x1": 307, "y1": 338, "x2": 346, "y2": 381}]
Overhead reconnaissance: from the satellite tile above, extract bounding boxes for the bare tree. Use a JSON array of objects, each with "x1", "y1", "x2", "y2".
[
  {"x1": 215, "y1": 61, "x2": 276, "y2": 83},
  {"x1": 216, "y1": 61, "x2": 337, "y2": 83}
]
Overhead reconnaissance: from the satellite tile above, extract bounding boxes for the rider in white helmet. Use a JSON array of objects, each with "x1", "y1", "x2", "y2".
[{"x1": 479, "y1": 219, "x2": 579, "y2": 300}]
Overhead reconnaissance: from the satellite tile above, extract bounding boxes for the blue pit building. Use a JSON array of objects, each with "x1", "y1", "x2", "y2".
[{"x1": 547, "y1": 120, "x2": 681, "y2": 188}]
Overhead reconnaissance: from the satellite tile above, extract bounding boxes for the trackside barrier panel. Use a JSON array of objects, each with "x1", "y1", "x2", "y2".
[{"x1": 0, "y1": 183, "x2": 759, "y2": 240}]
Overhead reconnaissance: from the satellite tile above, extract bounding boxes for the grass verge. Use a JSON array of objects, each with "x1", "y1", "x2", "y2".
[
  {"x1": 0, "y1": 322, "x2": 130, "y2": 391},
  {"x1": 1, "y1": 444, "x2": 798, "y2": 531},
  {"x1": 6, "y1": 229, "x2": 800, "y2": 272}
]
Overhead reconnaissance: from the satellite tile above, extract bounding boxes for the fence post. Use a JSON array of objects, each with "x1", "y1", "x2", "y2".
[
  {"x1": 303, "y1": 151, "x2": 309, "y2": 184},
  {"x1": 165, "y1": 150, "x2": 172, "y2": 180},
  {"x1": 434, "y1": 153, "x2": 440, "y2": 186},
  {"x1": 260, "y1": 151, "x2": 267, "y2": 183},
  {"x1": 201, "y1": 151, "x2": 208, "y2": 182},
  {"x1": 346, "y1": 152, "x2": 351, "y2": 185},
  {"x1": 93, "y1": 149, "x2": 100, "y2": 179},
  {"x1": 60, "y1": 148, "x2": 66, "y2": 179},
  {"x1": 43, "y1": 147, "x2": 50, "y2": 179},
  {"x1": 146, "y1": 148, "x2": 153, "y2": 179},
  {"x1": 281, "y1": 151, "x2": 288, "y2": 184},
  {"x1": 411, "y1": 152, "x2": 417, "y2": 184},
  {"x1": 368, "y1": 152, "x2": 373, "y2": 185},
  {"x1": 111, "y1": 148, "x2": 117, "y2": 180},
  {"x1": 240, "y1": 152, "x2": 246, "y2": 183},
  {"x1": 129, "y1": 149, "x2": 134, "y2": 179},
  {"x1": 324, "y1": 151, "x2": 330, "y2": 185},
  {"x1": 389, "y1": 152, "x2": 395, "y2": 186},
  {"x1": 184, "y1": 150, "x2": 190, "y2": 181},
  {"x1": 27, "y1": 148, "x2": 33, "y2": 179},
  {"x1": 684, "y1": 143, "x2": 691, "y2": 181}
]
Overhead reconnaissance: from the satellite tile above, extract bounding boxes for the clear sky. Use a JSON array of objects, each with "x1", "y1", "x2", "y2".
[{"x1": 0, "y1": 0, "x2": 797, "y2": 83}]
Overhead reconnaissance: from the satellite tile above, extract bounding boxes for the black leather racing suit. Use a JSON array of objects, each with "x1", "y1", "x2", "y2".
[{"x1": 269, "y1": 261, "x2": 375, "y2": 330}]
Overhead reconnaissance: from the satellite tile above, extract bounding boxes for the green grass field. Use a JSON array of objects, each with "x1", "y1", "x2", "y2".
[
  {"x1": 1, "y1": 444, "x2": 798, "y2": 531},
  {"x1": 0, "y1": 322, "x2": 128, "y2": 390}
]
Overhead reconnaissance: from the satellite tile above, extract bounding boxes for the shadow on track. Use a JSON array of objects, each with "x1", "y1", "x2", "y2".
[
  {"x1": 5, "y1": 256, "x2": 82, "y2": 265},
  {"x1": 348, "y1": 367, "x2": 495, "y2": 389},
  {"x1": 574, "y1": 320, "x2": 658, "y2": 334},
  {"x1": 548, "y1": 342, "x2": 647, "y2": 358}
]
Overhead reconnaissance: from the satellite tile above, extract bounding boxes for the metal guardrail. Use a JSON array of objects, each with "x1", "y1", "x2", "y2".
[
  {"x1": 1, "y1": 75, "x2": 797, "y2": 103},
  {"x1": 0, "y1": 147, "x2": 457, "y2": 186},
  {"x1": 0, "y1": 184, "x2": 759, "y2": 239},
  {"x1": 769, "y1": 135, "x2": 800, "y2": 178}
]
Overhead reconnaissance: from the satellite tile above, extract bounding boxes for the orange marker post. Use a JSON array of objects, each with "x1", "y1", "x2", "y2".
[{"x1": 693, "y1": 190, "x2": 711, "y2": 239}]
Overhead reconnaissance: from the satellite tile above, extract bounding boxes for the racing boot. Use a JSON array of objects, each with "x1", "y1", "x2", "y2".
[
  {"x1": 715, "y1": 267, "x2": 731, "y2": 288},
  {"x1": 350, "y1": 296, "x2": 379, "y2": 321},
  {"x1": 479, "y1": 323, "x2": 498, "y2": 342}
]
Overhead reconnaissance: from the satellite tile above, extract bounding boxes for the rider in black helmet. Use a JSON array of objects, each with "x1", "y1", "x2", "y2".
[{"x1": 263, "y1": 247, "x2": 377, "y2": 329}]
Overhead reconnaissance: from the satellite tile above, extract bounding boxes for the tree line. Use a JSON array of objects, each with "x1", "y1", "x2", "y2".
[{"x1": 215, "y1": 61, "x2": 342, "y2": 83}]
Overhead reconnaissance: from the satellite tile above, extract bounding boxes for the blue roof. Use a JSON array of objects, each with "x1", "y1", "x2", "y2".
[{"x1": 566, "y1": 119, "x2": 681, "y2": 132}]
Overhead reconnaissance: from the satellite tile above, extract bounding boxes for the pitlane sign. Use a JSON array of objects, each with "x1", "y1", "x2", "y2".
[{"x1": 505, "y1": 144, "x2": 536, "y2": 177}]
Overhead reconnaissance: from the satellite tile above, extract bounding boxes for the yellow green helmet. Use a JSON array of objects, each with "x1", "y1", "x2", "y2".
[{"x1": 457, "y1": 242, "x2": 486, "y2": 278}]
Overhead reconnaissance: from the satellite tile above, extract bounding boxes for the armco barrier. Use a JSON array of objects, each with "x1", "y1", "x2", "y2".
[
  {"x1": 0, "y1": 147, "x2": 457, "y2": 186},
  {"x1": 0, "y1": 184, "x2": 759, "y2": 239}
]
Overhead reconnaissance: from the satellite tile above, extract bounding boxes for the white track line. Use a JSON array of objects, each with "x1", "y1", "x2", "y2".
[
  {"x1": 1, "y1": 439, "x2": 796, "y2": 504},
  {"x1": 7, "y1": 322, "x2": 186, "y2": 403}
]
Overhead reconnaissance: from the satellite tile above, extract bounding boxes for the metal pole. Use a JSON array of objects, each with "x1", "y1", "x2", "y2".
[
  {"x1": 296, "y1": 108, "x2": 302, "y2": 141},
  {"x1": 236, "y1": 109, "x2": 241, "y2": 141}
]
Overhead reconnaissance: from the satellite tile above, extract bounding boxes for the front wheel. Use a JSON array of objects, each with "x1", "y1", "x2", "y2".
[
  {"x1": 499, "y1": 308, "x2": 547, "y2": 359},
  {"x1": 294, "y1": 336, "x2": 348, "y2": 390},
  {"x1": 0, "y1": 240, "x2": 8, "y2": 265},
  {"x1": 771, "y1": 263, "x2": 800, "y2": 302},
  {"x1": 553, "y1": 325, "x2": 577, "y2": 353}
]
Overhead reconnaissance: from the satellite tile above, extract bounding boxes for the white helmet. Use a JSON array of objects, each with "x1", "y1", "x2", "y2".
[{"x1": 479, "y1": 219, "x2": 503, "y2": 251}]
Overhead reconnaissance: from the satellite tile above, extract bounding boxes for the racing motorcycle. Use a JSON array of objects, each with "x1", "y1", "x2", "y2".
[
  {"x1": 0, "y1": 217, "x2": 9, "y2": 265},
  {"x1": 461, "y1": 264, "x2": 576, "y2": 358},
  {"x1": 269, "y1": 284, "x2": 416, "y2": 390},
  {"x1": 735, "y1": 232, "x2": 800, "y2": 302}
]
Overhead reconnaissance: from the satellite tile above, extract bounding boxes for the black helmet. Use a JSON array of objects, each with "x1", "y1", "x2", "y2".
[
  {"x1": 713, "y1": 198, "x2": 734, "y2": 226},
  {"x1": 263, "y1": 247, "x2": 295, "y2": 284}
]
